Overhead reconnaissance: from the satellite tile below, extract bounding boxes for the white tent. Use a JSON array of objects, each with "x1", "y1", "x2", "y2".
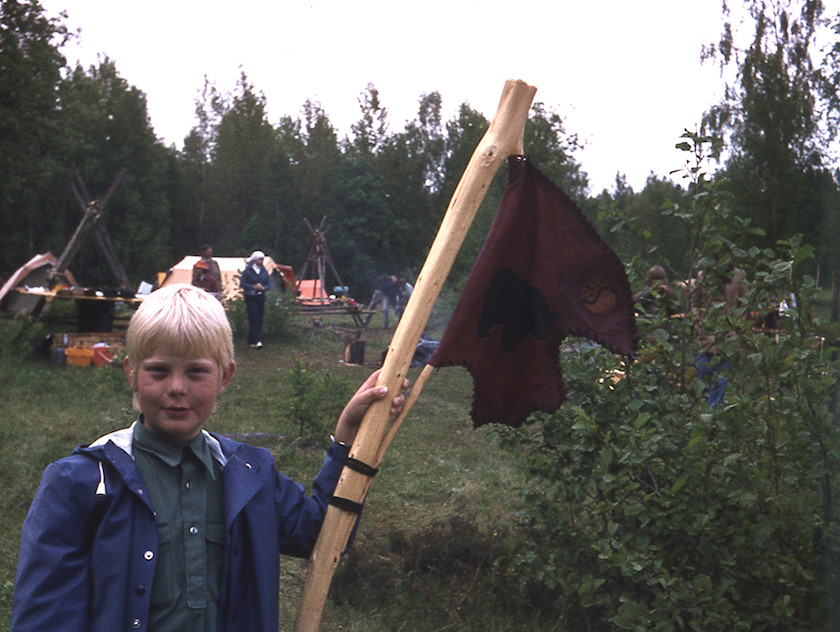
[
  {"x1": 158, "y1": 256, "x2": 293, "y2": 303},
  {"x1": 0, "y1": 252, "x2": 79, "y2": 315}
]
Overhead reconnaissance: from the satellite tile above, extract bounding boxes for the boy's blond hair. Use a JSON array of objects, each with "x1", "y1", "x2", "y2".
[{"x1": 125, "y1": 284, "x2": 234, "y2": 387}]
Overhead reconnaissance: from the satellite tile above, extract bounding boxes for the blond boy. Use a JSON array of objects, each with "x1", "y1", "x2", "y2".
[{"x1": 12, "y1": 284, "x2": 404, "y2": 632}]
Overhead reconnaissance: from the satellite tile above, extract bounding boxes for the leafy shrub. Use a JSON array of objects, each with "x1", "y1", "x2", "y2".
[
  {"x1": 496, "y1": 137, "x2": 840, "y2": 630},
  {"x1": 0, "y1": 318, "x2": 49, "y2": 361},
  {"x1": 280, "y1": 357, "x2": 353, "y2": 441},
  {"x1": 226, "y1": 289, "x2": 292, "y2": 343}
]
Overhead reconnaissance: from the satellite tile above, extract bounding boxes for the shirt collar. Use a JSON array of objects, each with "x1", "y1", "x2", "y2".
[{"x1": 133, "y1": 417, "x2": 218, "y2": 479}]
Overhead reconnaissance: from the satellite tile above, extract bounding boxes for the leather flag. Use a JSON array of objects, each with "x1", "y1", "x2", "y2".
[{"x1": 428, "y1": 156, "x2": 638, "y2": 427}]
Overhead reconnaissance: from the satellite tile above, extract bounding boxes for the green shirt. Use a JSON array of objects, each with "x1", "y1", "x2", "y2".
[{"x1": 133, "y1": 420, "x2": 226, "y2": 632}]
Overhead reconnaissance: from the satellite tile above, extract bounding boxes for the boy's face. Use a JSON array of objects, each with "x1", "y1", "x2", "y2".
[{"x1": 125, "y1": 352, "x2": 235, "y2": 442}]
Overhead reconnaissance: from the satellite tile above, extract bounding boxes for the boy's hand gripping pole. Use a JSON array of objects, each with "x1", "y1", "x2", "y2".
[{"x1": 294, "y1": 79, "x2": 537, "y2": 632}]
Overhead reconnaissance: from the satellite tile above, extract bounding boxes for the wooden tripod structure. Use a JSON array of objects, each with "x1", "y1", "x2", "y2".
[
  {"x1": 50, "y1": 167, "x2": 132, "y2": 290},
  {"x1": 294, "y1": 217, "x2": 348, "y2": 304}
]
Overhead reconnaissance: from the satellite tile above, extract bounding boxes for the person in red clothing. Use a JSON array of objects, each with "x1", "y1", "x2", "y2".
[
  {"x1": 192, "y1": 259, "x2": 221, "y2": 297},
  {"x1": 192, "y1": 244, "x2": 223, "y2": 300}
]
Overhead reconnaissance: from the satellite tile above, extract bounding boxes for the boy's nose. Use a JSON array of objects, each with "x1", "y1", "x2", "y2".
[{"x1": 167, "y1": 373, "x2": 188, "y2": 394}]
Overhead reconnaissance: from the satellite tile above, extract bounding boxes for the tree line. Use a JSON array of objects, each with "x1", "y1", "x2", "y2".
[
  {"x1": 1, "y1": 0, "x2": 839, "y2": 301},
  {"x1": 0, "y1": 0, "x2": 589, "y2": 299}
]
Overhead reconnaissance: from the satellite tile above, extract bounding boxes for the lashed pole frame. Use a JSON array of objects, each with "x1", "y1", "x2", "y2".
[{"x1": 294, "y1": 79, "x2": 537, "y2": 632}]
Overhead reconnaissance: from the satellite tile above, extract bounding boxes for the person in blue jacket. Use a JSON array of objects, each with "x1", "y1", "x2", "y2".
[
  {"x1": 11, "y1": 283, "x2": 407, "y2": 632},
  {"x1": 240, "y1": 250, "x2": 271, "y2": 348}
]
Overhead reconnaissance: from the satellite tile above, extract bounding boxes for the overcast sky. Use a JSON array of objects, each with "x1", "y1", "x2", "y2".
[{"x1": 41, "y1": 0, "x2": 732, "y2": 193}]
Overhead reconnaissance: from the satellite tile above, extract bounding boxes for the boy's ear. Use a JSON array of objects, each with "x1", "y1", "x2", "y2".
[{"x1": 218, "y1": 361, "x2": 236, "y2": 393}]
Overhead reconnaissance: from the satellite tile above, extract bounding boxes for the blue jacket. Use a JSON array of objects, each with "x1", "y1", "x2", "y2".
[
  {"x1": 11, "y1": 424, "x2": 351, "y2": 632},
  {"x1": 240, "y1": 264, "x2": 270, "y2": 297}
]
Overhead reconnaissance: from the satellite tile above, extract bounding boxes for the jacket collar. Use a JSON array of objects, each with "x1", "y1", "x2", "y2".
[
  {"x1": 87, "y1": 419, "x2": 228, "y2": 467},
  {"x1": 77, "y1": 427, "x2": 260, "y2": 524}
]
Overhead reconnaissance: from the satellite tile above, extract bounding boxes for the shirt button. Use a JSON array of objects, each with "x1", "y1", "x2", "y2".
[
  {"x1": 132, "y1": 618, "x2": 141, "y2": 628},
  {"x1": 143, "y1": 550, "x2": 154, "y2": 560},
  {"x1": 135, "y1": 585, "x2": 146, "y2": 595},
  {"x1": 189, "y1": 526, "x2": 199, "y2": 535},
  {"x1": 185, "y1": 481, "x2": 192, "y2": 489}
]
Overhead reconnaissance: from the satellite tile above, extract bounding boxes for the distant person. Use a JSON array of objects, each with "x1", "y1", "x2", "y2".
[
  {"x1": 364, "y1": 274, "x2": 399, "y2": 329},
  {"x1": 192, "y1": 259, "x2": 221, "y2": 298},
  {"x1": 395, "y1": 277, "x2": 414, "y2": 319},
  {"x1": 10, "y1": 283, "x2": 407, "y2": 632},
  {"x1": 692, "y1": 255, "x2": 748, "y2": 407},
  {"x1": 633, "y1": 265, "x2": 678, "y2": 321},
  {"x1": 192, "y1": 244, "x2": 223, "y2": 299},
  {"x1": 240, "y1": 250, "x2": 270, "y2": 348}
]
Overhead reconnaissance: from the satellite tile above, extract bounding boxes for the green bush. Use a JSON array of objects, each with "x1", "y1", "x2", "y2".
[
  {"x1": 226, "y1": 289, "x2": 292, "y2": 343},
  {"x1": 280, "y1": 357, "x2": 353, "y2": 441},
  {"x1": 497, "y1": 138, "x2": 840, "y2": 630},
  {"x1": 0, "y1": 317, "x2": 49, "y2": 364}
]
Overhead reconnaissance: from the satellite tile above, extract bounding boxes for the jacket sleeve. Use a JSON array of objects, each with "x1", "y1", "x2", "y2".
[
  {"x1": 273, "y1": 441, "x2": 354, "y2": 558},
  {"x1": 11, "y1": 459, "x2": 97, "y2": 632},
  {"x1": 239, "y1": 266, "x2": 258, "y2": 291}
]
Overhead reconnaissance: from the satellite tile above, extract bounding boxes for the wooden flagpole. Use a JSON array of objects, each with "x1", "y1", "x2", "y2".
[{"x1": 293, "y1": 78, "x2": 537, "y2": 632}]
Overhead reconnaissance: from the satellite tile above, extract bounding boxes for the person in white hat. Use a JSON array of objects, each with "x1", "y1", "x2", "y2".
[{"x1": 240, "y1": 251, "x2": 269, "y2": 348}]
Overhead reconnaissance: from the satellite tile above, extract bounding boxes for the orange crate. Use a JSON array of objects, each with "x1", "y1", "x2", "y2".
[
  {"x1": 65, "y1": 347, "x2": 94, "y2": 367},
  {"x1": 51, "y1": 332, "x2": 125, "y2": 352}
]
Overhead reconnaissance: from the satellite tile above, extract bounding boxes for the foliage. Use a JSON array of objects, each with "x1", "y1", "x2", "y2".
[
  {"x1": 3, "y1": 1, "x2": 840, "y2": 316},
  {"x1": 280, "y1": 357, "x2": 353, "y2": 440},
  {"x1": 205, "y1": 71, "x2": 278, "y2": 255},
  {"x1": 56, "y1": 58, "x2": 175, "y2": 286},
  {"x1": 590, "y1": 174, "x2": 689, "y2": 281},
  {"x1": 432, "y1": 104, "x2": 494, "y2": 286},
  {"x1": 496, "y1": 135, "x2": 840, "y2": 630},
  {"x1": 0, "y1": 0, "x2": 69, "y2": 275},
  {"x1": 701, "y1": 0, "x2": 840, "y2": 273},
  {"x1": 347, "y1": 83, "x2": 390, "y2": 156},
  {"x1": 523, "y1": 101, "x2": 589, "y2": 200},
  {"x1": 7, "y1": 5, "x2": 834, "y2": 294},
  {"x1": 328, "y1": 153, "x2": 403, "y2": 286},
  {"x1": 0, "y1": 317, "x2": 45, "y2": 376},
  {"x1": 225, "y1": 288, "x2": 293, "y2": 343}
]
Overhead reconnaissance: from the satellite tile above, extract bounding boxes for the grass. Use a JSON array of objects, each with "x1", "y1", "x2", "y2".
[{"x1": 0, "y1": 308, "x2": 538, "y2": 631}]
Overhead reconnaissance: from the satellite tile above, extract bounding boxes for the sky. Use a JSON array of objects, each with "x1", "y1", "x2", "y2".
[{"x1": 40, "y1": 0, "x2": 732, "y2": 193}]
